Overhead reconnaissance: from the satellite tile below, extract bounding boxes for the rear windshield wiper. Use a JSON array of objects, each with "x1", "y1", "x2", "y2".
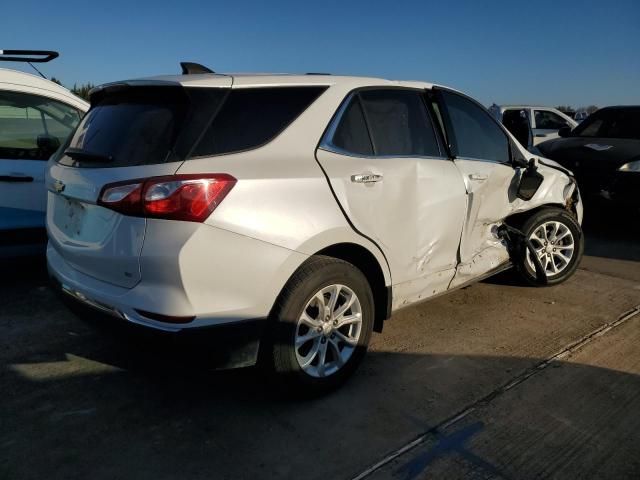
[{"x1": 64, "y1": 147, "x2": 114, "y2": 163}]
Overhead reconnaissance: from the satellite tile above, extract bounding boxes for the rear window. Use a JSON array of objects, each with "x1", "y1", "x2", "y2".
[
  {"x1": 57, "y1": 85, "x2": 326, "y2": 168},
  {"x1": 191, "y1": 87, "x2": 326, "y2": 157}
]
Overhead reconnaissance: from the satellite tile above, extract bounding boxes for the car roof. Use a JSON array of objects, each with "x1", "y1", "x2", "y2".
[
  {"x1": 0, "y1": 67, "x2": 89, "y2": 111},
  {"x1": 97, "y1": 72, "x2": 441, "y2": 90}
]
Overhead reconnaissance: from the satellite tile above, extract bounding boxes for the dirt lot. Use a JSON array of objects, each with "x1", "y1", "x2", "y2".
[{"x1": 1, "y1": 207, "x2": 639, "y2": 480}]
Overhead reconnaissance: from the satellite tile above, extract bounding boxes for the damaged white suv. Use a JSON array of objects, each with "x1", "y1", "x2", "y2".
[{"x1": 47, "y1": 66, "x2": 584, "y2": 393}]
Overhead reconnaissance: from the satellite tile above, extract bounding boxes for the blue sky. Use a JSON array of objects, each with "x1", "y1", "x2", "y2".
[{"x1": 3, "y1": 0, "x2": 639, "y2": 107}]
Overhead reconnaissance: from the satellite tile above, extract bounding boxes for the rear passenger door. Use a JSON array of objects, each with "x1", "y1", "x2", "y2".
[
  {"x1": 435, "y1": 89, "x2": 518, "y2": 286},
  {"x1": 316, "y1": 88, "x2": 468, "y2": 307}
]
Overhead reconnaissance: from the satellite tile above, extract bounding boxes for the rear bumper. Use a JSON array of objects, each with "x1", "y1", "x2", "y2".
[
  {"x1": 47, "y1": 221, "x2": 308, "y2": 332},
  {"x1": 52, "y1": 276, "x2": 267, "y2": 368}
]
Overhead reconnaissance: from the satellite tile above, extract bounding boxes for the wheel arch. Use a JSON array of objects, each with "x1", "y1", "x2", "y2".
[
  {"x1": 314, "y1": 242, "x2": 391, "y2": 333},
  {"x1": 505, "y1": 202, "x2": 572, "y2": 230}
]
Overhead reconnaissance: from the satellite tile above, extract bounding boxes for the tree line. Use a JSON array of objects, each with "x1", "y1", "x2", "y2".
[{"x1": 50, "y1": 77, "x2": 95, "y2": 101}]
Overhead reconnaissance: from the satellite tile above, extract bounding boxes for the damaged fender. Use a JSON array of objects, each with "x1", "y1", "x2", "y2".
[{"x1": 450, "y1": 156, "x2": 579, "y2": 289}]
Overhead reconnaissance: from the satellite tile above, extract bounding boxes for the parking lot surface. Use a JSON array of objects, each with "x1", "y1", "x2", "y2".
[{"x1": 1, "y1": 208, "x2": 639, "y2": 480}]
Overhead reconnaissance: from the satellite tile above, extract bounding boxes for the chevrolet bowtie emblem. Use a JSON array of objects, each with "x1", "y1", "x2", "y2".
[{"x1": 53, "y1": 180, "x2": 65, "y2": 193}]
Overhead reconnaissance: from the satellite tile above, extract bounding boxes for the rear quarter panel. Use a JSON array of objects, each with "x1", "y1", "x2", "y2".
[{"x1": 176, "y1": 81, "x2": 393, "y2": 286}]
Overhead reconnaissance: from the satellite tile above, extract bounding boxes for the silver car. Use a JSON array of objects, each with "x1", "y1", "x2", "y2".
[{"x1": 47, "y1": 66, "x2": 584, "y2": 393}]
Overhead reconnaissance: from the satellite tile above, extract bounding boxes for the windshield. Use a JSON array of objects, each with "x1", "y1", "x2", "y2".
[{"x1": 572, "y1": 107, "x2": 640, "y2": 140}]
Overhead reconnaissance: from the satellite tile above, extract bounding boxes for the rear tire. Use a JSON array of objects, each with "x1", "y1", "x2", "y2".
[
  {"x1": 267, "y1": 255, "x2": 374, "y2": 396},
  {"x1": 516, "y1": 207, "x2": 584, "y2": 286}
]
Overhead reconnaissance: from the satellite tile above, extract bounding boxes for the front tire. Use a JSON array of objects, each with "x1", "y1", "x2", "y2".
[
  {"x1": 268, "y1": 256, "x2": 374, "y2": 395},
  {"x1": 516, "y1": 207, "x2": 584, "y2": 286}
]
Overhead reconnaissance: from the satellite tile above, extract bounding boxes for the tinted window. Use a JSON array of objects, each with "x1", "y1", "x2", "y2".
[
  {"x1": 359, "y1": 90, "x2": 440, "y2": 157},
  {"x1": 193, "y1": 87, "x2": 326, "y2": 156},
  {"x1": 534, "y1": 110, "x2": 570, "y2": 129},
  {"x1": 331, "y1": 97, "x2": 373, "y2": 155},
  {"x1": 573, "y1": 107, "x2": 640, "y2": 140},
  {"x1": 58, "y1": 86, "x2": 226, "y2": 168},
  {"x1": 0, "y1": 91, "x2": 81, "y2": 161},
  {"x1": 440, "y1": 91, "x2": 509, "y2": 163}
]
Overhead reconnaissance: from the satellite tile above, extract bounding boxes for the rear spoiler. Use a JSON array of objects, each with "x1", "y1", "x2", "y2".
[
  {"x1": 0, "y1": 50, "x2": 59, "y2": 63},
  {"x1": 0, "y1": 50, "x2": 59, "y2": 79}
]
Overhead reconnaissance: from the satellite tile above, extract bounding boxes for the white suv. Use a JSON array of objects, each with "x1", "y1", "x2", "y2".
[{"x1": 47, "y1": 66, "x2": 584, "y2": 393}]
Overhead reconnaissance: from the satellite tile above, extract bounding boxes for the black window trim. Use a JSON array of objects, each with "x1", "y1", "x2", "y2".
[
  {"x1": 188, "y1": 85, "x2": 329, "y2": 159},
  {"x1": 2, "y1": 89, "x2": 84, "y2": 118},
  {"x1": 318, "y1": 86, "x2": 449, "y2": 160},
  {"x1": 433, "y1": 87, "x2": 515, "y2": 166}
]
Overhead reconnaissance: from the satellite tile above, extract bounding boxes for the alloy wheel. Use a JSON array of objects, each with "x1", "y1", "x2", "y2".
[
  {"x1": 294, "y1": 284, "x2": 363, "y2": 378},
  {"x1": 526, "y1": 221, "x2": 575, "y2": 277}
]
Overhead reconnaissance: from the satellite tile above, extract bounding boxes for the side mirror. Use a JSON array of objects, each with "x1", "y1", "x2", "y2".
[
  {"x1": 558, "y1": 126, "x2": 571, "y2": 138},
  {"x1": 37, "y1": 134, "x2": 61, "y2": 153},
  {"x1": 513, "y1": 156, "x2": 529, "y2": 169},
  {"x1": 516, "y1": 159, "x2": 544, "y2": 201}
]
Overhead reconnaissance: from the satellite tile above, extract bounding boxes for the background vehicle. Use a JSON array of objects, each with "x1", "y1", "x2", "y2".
[
  {"x1": 489, "y1": 104, "x2": 578, "y2": 149},
  {"x1": 47, "y1": 67, "x2": 583, "y2": 393},
  {"x1": 0, "y1": 50, "x2": 88, "y2": 257},
  {"x1": 538, "y1": 106, "x2": 640, "y2": 208}
]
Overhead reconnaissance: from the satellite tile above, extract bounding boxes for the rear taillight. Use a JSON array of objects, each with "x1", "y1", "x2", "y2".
[{"x1": 97, "y1": 174, "x2": 236, "y2": 222}]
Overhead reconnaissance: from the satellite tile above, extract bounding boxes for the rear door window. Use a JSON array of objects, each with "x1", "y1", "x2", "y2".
[
  {"x1": 439, "y1": 90, "x2": 510, "y2": 163},
  {"x1": 192, "y1": 87, "x2": 327, "y2": 156},
  {"x1": 359, "y1": 89, "x2": 440, "y2": 157},
  {"x1": 330, "y1": 96, "x2": 374, "y2": 156}
]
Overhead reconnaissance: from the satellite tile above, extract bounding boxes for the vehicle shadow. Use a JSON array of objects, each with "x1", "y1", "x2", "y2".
[
  {"x1": 581, "y1": 201, "x2": 640, "y2": 262},
  {"x1": 0, "y1": 255, "x2": 48, "y2": 287},
  {"x1": 2, "y1": 331, "x2": 639, "y2": 480}
]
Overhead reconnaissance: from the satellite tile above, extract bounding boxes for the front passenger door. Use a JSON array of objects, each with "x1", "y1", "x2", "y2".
[{"x1": 436, "y1": 89, "x2": 519, "y2": 287}]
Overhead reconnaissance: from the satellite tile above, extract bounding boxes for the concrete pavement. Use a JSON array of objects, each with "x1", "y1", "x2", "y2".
[{"x1": 1, "y1": 210, "x2": 638, "y2": 480}]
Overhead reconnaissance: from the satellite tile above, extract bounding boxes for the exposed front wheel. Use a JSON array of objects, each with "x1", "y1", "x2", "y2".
[
  {"x1": 517, "y1": 208, "x2": 584, "y2": 286},
  {"x1": 268, "y1": 256, "x2": 374, "y2": 395}
]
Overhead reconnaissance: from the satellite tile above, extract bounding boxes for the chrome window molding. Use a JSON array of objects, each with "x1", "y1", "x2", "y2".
[{"x1": 319, "y1": 90, "x2": 450, "y2": 161}]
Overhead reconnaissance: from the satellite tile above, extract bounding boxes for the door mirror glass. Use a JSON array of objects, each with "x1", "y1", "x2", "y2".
[
  {"x1": 37, "y1": 134, "x2": 60, "y2": 154},
  {"x1": 558, "y1": 126, "x2": 572, "y2": 137},
  {"x1": 516, "y1": 160, "x2": 544, "y2": 200}
]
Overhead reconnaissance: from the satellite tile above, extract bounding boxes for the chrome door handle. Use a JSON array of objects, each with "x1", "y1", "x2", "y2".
[
  {"x1": 468, "y1": 173, "x2": 488, "y2": 181},
  {"x1": 351, "y1": 173, "x2": 383, "y2": 184}
]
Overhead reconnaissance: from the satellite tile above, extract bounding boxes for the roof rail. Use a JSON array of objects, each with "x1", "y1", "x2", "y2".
[
  {"x1": 0, "y1": 50, "x2": 59, "y2": 63},
  {"x1": 180, "y1": 62, "x2": 215, "y2": 75}
]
